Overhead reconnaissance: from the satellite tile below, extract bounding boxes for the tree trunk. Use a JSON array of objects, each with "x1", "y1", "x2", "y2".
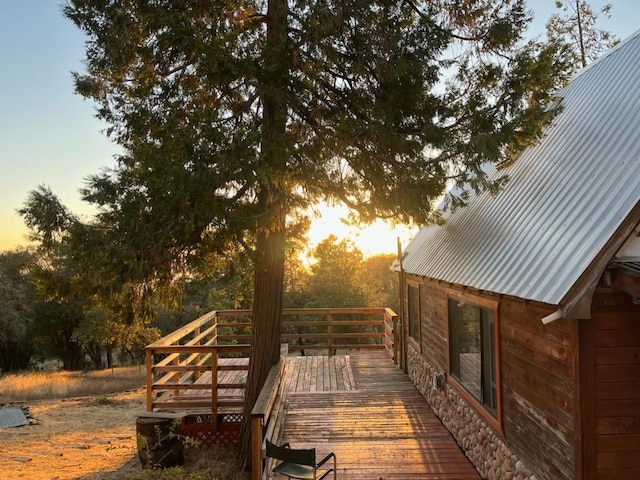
[
  {"x1": 239, "y1": 0, "x2": 289, "y2": 468},
  {"x1": 57, "y1": 331, "x2": 85, "y2": 370},
  {"x1": 575, "y1": 0, "x2": 587, "y2": 68},
  {"x1": 239, "y1": 204, "x2": 286, "y2": 466},
  {"x1": 106, "y1": 344, "x2": 113, "y2": 369},
  {"x1": 0, "y1": 341, "x2": 33, "y2": 372},
  {"x1": 85, "y1": 341, "x2": 104, "y2": 369}
]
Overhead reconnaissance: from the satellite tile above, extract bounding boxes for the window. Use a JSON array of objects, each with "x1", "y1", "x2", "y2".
[
  {"x1": 407, "y1": 282, "x2": 420, "y2": 344},
  {"x1": 448, "y1": 296, "x2": 499, "y2": 418}
]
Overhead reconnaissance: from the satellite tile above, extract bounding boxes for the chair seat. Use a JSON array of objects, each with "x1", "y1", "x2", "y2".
[{"x1": 273, "y1": 460, "x2": 317, "y2": 480}]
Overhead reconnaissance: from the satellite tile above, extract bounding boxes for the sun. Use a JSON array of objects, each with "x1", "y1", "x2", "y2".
[{"x1": 306, "y1": 203, "x2": 415, "y2": 257}]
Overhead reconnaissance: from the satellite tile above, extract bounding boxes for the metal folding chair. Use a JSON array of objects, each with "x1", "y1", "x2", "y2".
[{"x1": 266, "y1": 440, "x2": 337, "y2": 480}]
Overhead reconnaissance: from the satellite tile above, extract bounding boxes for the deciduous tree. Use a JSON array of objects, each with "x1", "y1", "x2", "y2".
[
  {"x1": 19, "y1": 185, "x2": 163, "y2": 370},
  {"x1": 359, "y1": 253, "x2": 399, "y2": 312},
  {"x1": 306, "y1": 235, "x2": 366, "y2": 308},
  {"x1": 0, "y1": 250, "x2": 37, "y2": 371},
  {"x1": 59, "y1": 0, "x2": 569, "y2": 462}
]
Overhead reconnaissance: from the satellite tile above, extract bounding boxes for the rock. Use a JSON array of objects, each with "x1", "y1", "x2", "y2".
[{"x1": 9, "y1": 457, "x2": 32, "y2": 463}]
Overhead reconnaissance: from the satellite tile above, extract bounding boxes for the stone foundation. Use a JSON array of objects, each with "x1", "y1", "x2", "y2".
[{"x1": 407, "y1": 348, "x2": 536, "y2": 480}]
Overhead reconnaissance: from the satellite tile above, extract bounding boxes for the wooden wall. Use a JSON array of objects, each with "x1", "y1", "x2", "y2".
[
  {"x1": 584, "y1": 289, "x2": 640, "y2": 480},
  {"x1": 408, "y1": 275, "x2": 578, "y2": 480},
  {"x1": 499, "y1": 297, "x2": 577, "y2": 480},
  {"x1": 415, "y1": 279, "x2": 449, "y2": 371}
]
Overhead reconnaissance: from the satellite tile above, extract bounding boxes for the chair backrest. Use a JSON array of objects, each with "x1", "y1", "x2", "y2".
[{"x1": 266, "y1": 440, "x2": 316, "y2": 467}]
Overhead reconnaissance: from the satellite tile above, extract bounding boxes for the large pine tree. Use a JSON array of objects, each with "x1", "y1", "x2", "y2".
[{"x1": 60, "y1": 0, "x2": 568, "y2": 462}]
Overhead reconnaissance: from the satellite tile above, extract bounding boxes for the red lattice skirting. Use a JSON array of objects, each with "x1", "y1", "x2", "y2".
[{"x1": 181, "y1": 414, "x2": 242, "y2": 448}]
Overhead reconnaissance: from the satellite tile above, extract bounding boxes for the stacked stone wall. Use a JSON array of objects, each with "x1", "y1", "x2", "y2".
[{"x1": 407, "y1": 347, "x2": 536, "y2": 480}]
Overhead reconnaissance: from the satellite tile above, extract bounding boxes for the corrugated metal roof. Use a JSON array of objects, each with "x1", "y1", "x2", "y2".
[{"x1": 399, "y1": 31, "x2": 640, "y2": 306}]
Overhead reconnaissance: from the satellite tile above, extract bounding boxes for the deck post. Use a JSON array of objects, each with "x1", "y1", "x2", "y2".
[
  {"x1": 172, "y1": 342, "x2": 180, "y2": 396},
  {"x1": 327, "y1": 313, "x2": 333, "y2": 356},
  {"x1": 250, "y1": 416, "x2": 264, "y2": 480},
  {"x1": 392, "y1": 312, "x2": 399, "y2": 365},
  {"x1": 211, "y1": 348, "x2": 218, "y2": 429},
  {"x1": 145, "y1": 347, "x2": 153, "y2": 411},
  {"x1": 194, "y1": 326, "x2": 201, "y2": 381},
  {"x1": 212, "y1": 311, "x2": 219, "y2": 345}
]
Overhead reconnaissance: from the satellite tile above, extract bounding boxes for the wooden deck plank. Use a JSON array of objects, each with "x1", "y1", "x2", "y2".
[
  {"x1": 336, "y1": 357, "x2": 346, "y2": 390},
  {"x1": 322, "y1": 356, "x2": 330, "y2": 391},
  {"x1": 278, "y1": 351, "x2": 481, "y2": 479},
  {"x1": 284, "y1": 356, "x2": 298, "y2": 393},
  {"x1": 345, "y1": 355, "x2": 358, "y2": 389},
  {"x1": 329, "y1": 357, "x2": 338, "y2": 391}
]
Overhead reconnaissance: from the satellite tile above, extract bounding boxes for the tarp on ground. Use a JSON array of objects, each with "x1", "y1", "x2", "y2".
[{"x1": 0, "y1": 408, "x2": 28, "y2": 428}]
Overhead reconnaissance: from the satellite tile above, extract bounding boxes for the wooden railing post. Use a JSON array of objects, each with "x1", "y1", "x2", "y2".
[
  {"x1": 389, "y1": 310, "x2": 399, "y2": 364},
  {"x1": 146, "y1": 347, "x2": 154, "y2": 411},
  {"x1": 172, "y1": 341, "x2": 180, "y2": 396},
  {"x1": 194, "y1": 325, "x2": 202, "y2": 381},
  {"x1": 212, "y1": 311, "x2": 219, "y2": 345},
  {"x1": 393, "y1": 314, "x2": 399, "y2": 364},
  {"x1": 327, "y1": 313, "x2": 333, "y2": 356},
  {"x1": 251, "y1": 415, "x2": 264, "y2": 480},
  {"x1": 211, "y1": 347, "x2": 218, "y2": 429}
]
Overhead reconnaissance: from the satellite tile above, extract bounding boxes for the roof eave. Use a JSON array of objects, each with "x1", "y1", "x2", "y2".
[{"x1": 554, "y1": 200, "x2": 640, "y2": 321}]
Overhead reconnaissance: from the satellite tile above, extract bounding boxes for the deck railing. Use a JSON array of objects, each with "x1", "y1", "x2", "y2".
[{"x1": 145, "y1": 307, "x2": 398, "y2": 419}]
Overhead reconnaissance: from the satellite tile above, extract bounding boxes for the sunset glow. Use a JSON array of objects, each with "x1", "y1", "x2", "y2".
[{"x1": 306, "y1": 203, "x2": 415, "y2": 258}]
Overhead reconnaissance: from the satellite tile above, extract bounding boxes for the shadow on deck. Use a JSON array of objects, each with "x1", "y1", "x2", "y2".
[{"x1": 279, "y1": 351, "x2": 480, "y2": 479}]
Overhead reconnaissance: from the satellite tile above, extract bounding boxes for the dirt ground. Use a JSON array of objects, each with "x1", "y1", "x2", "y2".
[{"x1": 0, "y1": 389, "x2": 147, "y2": 480}]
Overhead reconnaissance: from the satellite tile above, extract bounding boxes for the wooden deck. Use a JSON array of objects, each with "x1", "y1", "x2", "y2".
[
  {"x1": 154, "y1": 350, "x2": 480, "y2": 478},
  {"x1": 279, "y1": 351, "x2": 481, "y2": 479}
]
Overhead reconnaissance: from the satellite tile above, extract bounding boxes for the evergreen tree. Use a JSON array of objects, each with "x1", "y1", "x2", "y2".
[
  {"x1": 546, "y1": 0, "x2": 619, "y2": 70},
  {"x1": 57, "y1": 0, "x2": 568, "y2": 461}
]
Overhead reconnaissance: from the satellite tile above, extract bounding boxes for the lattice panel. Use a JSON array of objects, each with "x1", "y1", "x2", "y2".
[
  {"x1": 181, "y1": 415, "x2": 242, "y2": 448},
  {"x1": 220, "y1": 413, "x2": 243, "y2": 424}
]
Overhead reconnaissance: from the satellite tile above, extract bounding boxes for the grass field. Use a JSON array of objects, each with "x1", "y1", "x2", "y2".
[
  {"x1": 0, "y1": 367, "x2": 249, "y2": 480},
  {"x1": 0, "y1": 366, "x2": 146, "y2": 403}
]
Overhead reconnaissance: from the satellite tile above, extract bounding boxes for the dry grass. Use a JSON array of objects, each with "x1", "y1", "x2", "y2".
[
  {"x1": 84, "y1": 446, "x2": 250, "y2": 480},
  {"x1": 0, "y1": 366, "x2": 146, "y2": 403},
  {"x1": 0, "y1": 367, "x2": 249, "y2": 480}
]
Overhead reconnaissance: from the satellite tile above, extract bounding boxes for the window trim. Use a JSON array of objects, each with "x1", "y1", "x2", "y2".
[
  {"x1": 406, "y1": 280, "x2": 421, "y2": 351},
  {"x1": 446, "y1": 290, "x2": 503, "y2": 435}
]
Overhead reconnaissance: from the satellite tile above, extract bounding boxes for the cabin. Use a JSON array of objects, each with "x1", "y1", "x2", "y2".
[{"x1": 394, "y1": 31, "x2": 640, "y2": 480}]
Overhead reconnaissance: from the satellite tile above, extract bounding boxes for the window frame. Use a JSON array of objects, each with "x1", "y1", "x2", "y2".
[
  {"x1": 446, "y1": 290, "x2": 503, "y2": 435},
  {"x1": 406, "y1": 280, "x2": 421, "y2": 351}
]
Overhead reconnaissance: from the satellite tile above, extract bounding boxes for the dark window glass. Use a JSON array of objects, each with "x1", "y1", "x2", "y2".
[
  {"x1": 449, "y1": 298, "x2": 497, "y2": 414},
  {"x1": 408, "y1": 284, "x2": 419, "y2": 342}
]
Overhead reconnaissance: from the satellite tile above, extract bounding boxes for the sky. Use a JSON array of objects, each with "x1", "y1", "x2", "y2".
[{"x1": 1, "y1": 1, "x2": 638, "y2": 257}]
